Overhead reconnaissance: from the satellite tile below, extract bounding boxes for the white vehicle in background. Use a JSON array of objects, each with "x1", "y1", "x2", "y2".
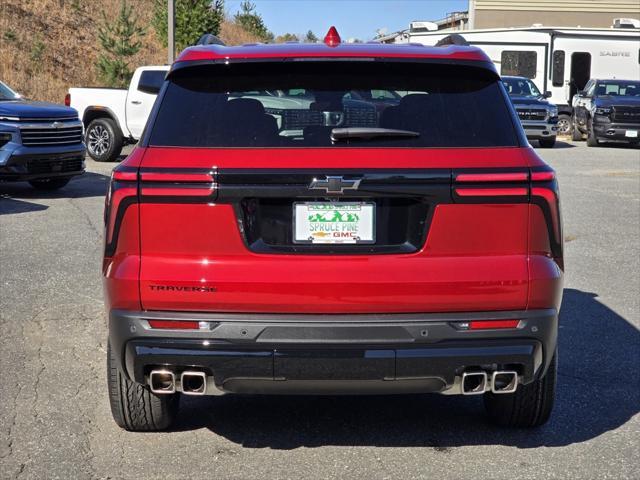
[
  {"x1": 67, "y1": 66, "x2": 169, "y2": 162},
  {"x1": 385, "y1": 22, "x2": 640, "y2": 136}
]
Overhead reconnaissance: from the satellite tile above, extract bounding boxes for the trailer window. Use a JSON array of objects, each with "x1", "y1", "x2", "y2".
[
  {"x1": 501, "y1": 51, "x2": 537, "y2": 79},
  {"x1": 552, "y1": 51, "x2": 565, "y2": 87}
]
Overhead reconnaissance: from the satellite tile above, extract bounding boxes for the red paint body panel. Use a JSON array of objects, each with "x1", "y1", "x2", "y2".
[
  {"x1": 140, "y1": 146, "x2": 529, "y2": 169},
  {"x1": 104, "y1": 144, "x2": 562, "y2": 315},
  {"x1": 103, "y1": 205, "x2": 141, "y2": 311}
]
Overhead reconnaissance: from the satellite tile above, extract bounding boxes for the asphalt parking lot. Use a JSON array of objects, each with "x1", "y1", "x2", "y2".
[{"x1": 1, "y1": 140, "x2": 639, "y2": 479}]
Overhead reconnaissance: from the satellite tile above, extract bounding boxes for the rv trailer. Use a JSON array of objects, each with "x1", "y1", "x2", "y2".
[{"x1": 388, "y1": 26, "x2": 640, "y2": 134}]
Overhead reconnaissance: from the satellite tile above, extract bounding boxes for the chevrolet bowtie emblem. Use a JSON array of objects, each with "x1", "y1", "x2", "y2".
[{"x1": 309, "y1": 176, "x2": 361, "y2": 194}]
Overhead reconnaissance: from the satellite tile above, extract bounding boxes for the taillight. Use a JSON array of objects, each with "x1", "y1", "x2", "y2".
[
  {"x1": 104, "y1": 165, "x2": 139, "y2": 263},
  {"x1": 64, "y1": 93, "x2": 70, "y2": 106},
  {"x1": 139, "y1": 168, "x2": 217, "y2": 198},
  {"x1": 452, "y1": 169, "x2": 529, "y2": 201},
  {"x1": 530, "y1": 167, "x2": 563, "y2": 269}
]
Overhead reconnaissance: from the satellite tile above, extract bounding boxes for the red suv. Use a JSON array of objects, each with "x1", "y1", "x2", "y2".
[{"x1": 104, "y1": 31, "x2": 563, "y2": 431}]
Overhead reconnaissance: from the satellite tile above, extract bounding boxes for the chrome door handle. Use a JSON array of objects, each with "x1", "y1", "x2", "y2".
[{"x1": 131, "y1": 100, "x2": 142, "y2": 105}]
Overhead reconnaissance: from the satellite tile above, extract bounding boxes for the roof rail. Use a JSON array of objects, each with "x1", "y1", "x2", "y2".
[
  {"x1": 195, "y1": 33, "x2": 226, "y2": 46},
  {"x1": 435, "y1": 34, "x2": 469, "y2": 47}
]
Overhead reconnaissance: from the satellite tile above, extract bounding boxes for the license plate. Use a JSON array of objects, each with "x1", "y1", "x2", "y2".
[
  {"x1": 294, "y1": 202, "x2": 375, "y2": 244},
  {"x1": 625, "y1": 130, "x2": 638, "y2": 138}
]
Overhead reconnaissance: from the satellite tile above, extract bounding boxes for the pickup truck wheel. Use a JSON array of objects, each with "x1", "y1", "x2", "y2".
[
  {"x1": 556, "y1": 114, "x2": 572, "y2": 136},
  {"x1": 86, "y1": 118, "x2": 123, "y2": 162},
  {"x1": 538, "y1": 137, "x2": 556, "y2": 148},
  {"x1": 28, "y1": 177, "x2": 71, "y2": 190},
  {"x1": 586, "y1": 121, "x2": 600, "y2": 147},
  {"x1": 484, "y1": 350, "x2": 557, "y2": 428},
  {"x1": 107, "y1": 342, "x2": 179, "y2": 431}
]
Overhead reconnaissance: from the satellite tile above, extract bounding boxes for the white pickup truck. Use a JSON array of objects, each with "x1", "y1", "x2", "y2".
[{"x1": 68, "y1": 66, "x2": 169, "y2": 162}]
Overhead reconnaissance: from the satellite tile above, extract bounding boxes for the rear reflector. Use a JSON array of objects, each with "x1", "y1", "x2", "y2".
[
  {"x1": 148, "y1": 320, "x2": 200, "y2": 330},
  {"x1": 469, "y1": 320, "x2": 520, "y2": 330}
]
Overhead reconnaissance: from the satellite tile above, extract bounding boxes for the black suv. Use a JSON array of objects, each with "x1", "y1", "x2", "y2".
[{"x1": 572, "y1": 79, "x2": 640, "y2": 147}]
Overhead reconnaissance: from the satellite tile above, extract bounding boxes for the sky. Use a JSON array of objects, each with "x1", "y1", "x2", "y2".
[{"x1": 225, "y1": 0, "x2": 469, "y2": 41}]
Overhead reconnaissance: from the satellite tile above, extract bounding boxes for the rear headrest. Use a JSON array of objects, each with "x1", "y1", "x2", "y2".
[
  {"x1": 226, "y1": 98, "x2": 265, "y2": 116},
  {"x1": 399, "y1": 93, "x2": 432, "y2": 109}
]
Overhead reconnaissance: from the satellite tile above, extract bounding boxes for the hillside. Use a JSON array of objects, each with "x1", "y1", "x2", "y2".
[{"x1": 0, "y1": 0, "x2": 259, "y2": 103}]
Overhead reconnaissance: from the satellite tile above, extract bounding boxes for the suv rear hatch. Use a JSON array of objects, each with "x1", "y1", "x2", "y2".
[{"x1": 136, "y1": 60, "x2": 532, "y2": 313}]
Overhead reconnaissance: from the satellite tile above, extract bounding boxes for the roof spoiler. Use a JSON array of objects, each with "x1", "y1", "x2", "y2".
[
  {"x1": 195, "y1": 34, "x2": 226, "y2": 46},
  {"x1": 435, "y1": 34, "x2": 469, "y2": 47}
]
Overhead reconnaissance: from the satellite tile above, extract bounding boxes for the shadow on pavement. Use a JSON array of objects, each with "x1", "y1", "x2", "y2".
[
  {"x1": 0, "y1": 172, "x2": 109, "y2": 215},
  {"x1": 549, "y1": 140, "x2": 575, "y2": 149},
  {"x1": 173, "y1": 289, "x2": 639, "y2": 450}
]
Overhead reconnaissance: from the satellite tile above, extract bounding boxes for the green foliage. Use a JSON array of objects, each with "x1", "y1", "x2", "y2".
[
  {"x1": 234, "y1": 1, "x2": 273, "y2": 42},
  {"x1": 30, "y1": 39, "x2": 46, "y2": 71},
  {"x1": 4, "y1": 30, "x2": 17, "y2": 42},
  {"x1": 152, "y1": 0, "x2": 224, "y2": 53},
  {"x1": 304, "y1": 30, "x2": 318, "y2": 43},
  {"x1": 275, "y1": 33, "x2": 299, "y2": 43},
  {"x1": 96, "y1": 0, "x2": 145, "y2": 87}
]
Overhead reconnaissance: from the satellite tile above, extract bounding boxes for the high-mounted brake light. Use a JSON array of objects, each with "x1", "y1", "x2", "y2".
[{"x1": 324, "y1": 26, "x2": 341, "y2": 47}]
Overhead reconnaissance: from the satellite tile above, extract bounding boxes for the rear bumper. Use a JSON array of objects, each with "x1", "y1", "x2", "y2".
[
  {"x1": 0, "y1": 149, "x2": 85, "y2": 181},
  {"x1": 109, "y1": 308, "x2": 558, "y2": 395}
]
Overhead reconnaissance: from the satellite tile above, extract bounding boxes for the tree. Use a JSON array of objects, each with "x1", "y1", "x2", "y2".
[
  {"x1": 275, "y1": 33, "x2": 299, "y2": 43},
  {"x1": 304, "y1": 30, "x2": 318, "y2": 43},
  {"x1": 234, "y1": 1, "x2": 273, "y2": 42},
  {"x1": 97, "y1": 1, "x2": 145, "y2": 87},
  {"x1": 152, "y1": 0, "x2": 225, "y2": 53}
]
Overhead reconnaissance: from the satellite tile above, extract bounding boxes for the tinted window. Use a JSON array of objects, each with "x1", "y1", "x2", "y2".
[
  {"x1": 138, "y1": 70, "x2": 166, "y2": 93},
  {"x1": 501, "y1": 51, "x2": 537, "y2": 79},
  {"x1": 594, "y1": 80, "x2": 640, "y2": 97},
  {"x1": 502, "y1": 77, "x2": 541, "y2": 97},
  {"x1": 149, "y1": 62, "x2": 519, "y2": 148},
  {"x1": 552, "y1": 51, "x2": 565, "y2": 87}
]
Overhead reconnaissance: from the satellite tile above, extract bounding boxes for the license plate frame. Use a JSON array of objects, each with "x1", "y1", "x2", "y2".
[{"x1": 293, "y1": 202, "x2": 376, "y2": 244}]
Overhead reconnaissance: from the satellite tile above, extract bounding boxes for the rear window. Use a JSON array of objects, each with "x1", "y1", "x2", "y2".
[{"x1": 148, "y1": 62, "x2": 519, "y2": 148}]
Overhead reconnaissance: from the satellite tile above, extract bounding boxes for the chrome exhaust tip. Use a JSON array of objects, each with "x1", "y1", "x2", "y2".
[
  {"x1": 461, "y1": 371, "x2": 488, "y2": 395},
  {"x1": 180, "y1": 371, "x2": 207, "y2": 395},
  {"x1": 149, "y1": 370, "x2": 176, "y2": 394},
  {"x1": 491, "y1": 371, "x2": 518, "y2": 394}
]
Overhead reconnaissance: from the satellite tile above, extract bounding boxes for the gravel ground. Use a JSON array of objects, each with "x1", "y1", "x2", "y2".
[{"x1": 1, "y1": 140, "x2": 638, "y2": 479}]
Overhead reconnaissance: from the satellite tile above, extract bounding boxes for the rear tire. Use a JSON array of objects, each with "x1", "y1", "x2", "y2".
[
  {"x1": 107, "y1": 342, "x2": 179, "y2": 431},
  {"x1": 586, "y1": 120, "x2": 600, "y2": 147},
  {"x1": 484, "y1": 350, "x2": 557, "y2": 428},
  {"x1": 538, "y1": 137, "x2": 556, "y2": 148},
  {"x1": 86, "y1": 117, "x2": 123, "y2": 162},
  {"x1": 28, "y1": 177, "x2": 71, "y2": 190}
]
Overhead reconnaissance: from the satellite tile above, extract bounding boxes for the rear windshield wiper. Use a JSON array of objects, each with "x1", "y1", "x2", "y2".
[{"x1": 331, "y1": 127, "x2": 420, "y2": 142}]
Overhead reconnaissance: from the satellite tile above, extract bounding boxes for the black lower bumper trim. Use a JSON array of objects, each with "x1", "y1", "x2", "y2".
[
  {"x1": 110, "y1": 308, "x2": 557, "y2": 394},
  {"x1": 0, "y1": 151, "x2": 85, "y2": 181}
]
